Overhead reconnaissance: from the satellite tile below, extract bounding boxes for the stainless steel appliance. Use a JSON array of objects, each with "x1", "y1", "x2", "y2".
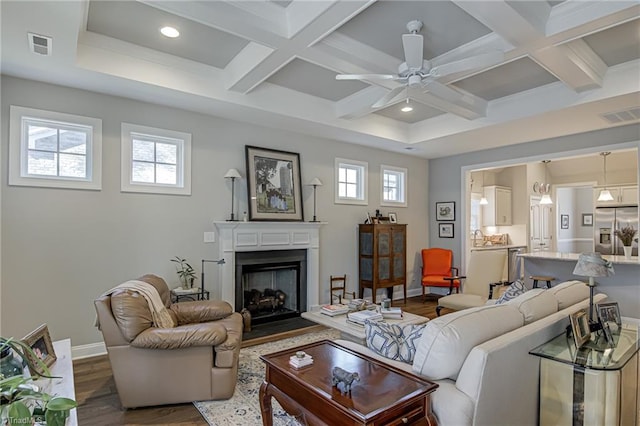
[
  {"x1": 508, "y1": 246, "x2": 527, "y2": 282},
  {"x1": 595, "y1": 206, "x2": 638, "y2": 256}
]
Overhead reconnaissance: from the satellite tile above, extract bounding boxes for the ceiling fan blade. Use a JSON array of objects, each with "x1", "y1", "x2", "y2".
[
  {"x1": 372, "y1": 86, "x2": 406, "y2": 108},
  {"x1": 336, "y1": 74, "x2": 396, "y2": 81},
  {"x1": 430, "y1": 51, "x2": 504, "y2": 78},
  {"x1": 402, "y1": 33, "x2": 423, "y2": 70},
  {"x1": 423, "y1": 80, "x2": 464, "y2": 103}
]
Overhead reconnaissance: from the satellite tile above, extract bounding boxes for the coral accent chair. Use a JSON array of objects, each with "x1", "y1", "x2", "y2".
[
  {"x1": 94, "y1": 274, "x2": 242, "y2": 408},
  {"x1": 421, "y1": 248, "x2": 460, "y2": 300}
]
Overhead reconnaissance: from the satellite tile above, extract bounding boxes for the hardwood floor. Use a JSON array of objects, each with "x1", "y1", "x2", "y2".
[{"x1": 73, "y1": 296, "x2": 447, "y2": 425}]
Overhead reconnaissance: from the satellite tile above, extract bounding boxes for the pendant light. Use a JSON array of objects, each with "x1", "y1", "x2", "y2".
[
  {"x1": 479, "y1": 170, "x2": 488, "y2": 205},
  {"x1": 597, "y1": 152, "x2": 614, "y2": 202},
  {"x1": 540, "y1": 160, "x2": 553, "y2": 205}
]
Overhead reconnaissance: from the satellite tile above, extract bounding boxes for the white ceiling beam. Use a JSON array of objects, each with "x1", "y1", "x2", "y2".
[
  {"x1": 411, "y1": 88, "x2": 487, "y2": 120},
  {"x1": 546, "y1": 1, "x2": 640, "y2": 37},
  {"x1": 335, "y1": 86, "x2": 390, "y2": 119}
]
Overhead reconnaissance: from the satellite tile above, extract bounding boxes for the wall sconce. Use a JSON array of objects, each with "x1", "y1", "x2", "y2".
[
  {"x1": 307, "y1": 177, "x2": 323, "y2": 222},
  {"x1": 224, "y1": 168, "x2": 242, "y2": 221}
]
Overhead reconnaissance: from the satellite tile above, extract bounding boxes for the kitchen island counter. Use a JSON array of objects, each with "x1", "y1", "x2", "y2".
[{"x1": 519, "y1": 251, "x2": 639, "y2": 317}]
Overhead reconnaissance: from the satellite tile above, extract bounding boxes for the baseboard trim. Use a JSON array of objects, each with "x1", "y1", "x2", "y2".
[{"x1": 71, "y1": 342, "x2": 106, "y2": 360}]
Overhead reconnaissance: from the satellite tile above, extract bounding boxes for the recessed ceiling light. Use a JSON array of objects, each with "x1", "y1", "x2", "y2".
[{"x1": 160, "y1": 26, "x2": 180, "y2": 38}]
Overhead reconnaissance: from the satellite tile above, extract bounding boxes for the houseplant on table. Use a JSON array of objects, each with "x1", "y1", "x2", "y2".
[
  {"x1": 614, "y1": 226, "x2": 637, "y2": 259},
  {"x1": 171, "y1": 256, "x2": 198, "y2": 289},
  {"x1": 1, "y1": 337, "x2": 77, "y2": 426}
]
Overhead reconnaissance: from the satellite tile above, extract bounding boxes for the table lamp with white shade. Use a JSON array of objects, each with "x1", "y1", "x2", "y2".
[{"x1": 572, "y1": 252, "x2": 615, "y2": 326}]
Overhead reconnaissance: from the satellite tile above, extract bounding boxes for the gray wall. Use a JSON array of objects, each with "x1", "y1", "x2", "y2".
[
  {"x1": 0, "y1": 76, "x2": 429, "y2": 346},
  {"x1": 428, "y1": 123, "x2": 640, "y2": 270}
]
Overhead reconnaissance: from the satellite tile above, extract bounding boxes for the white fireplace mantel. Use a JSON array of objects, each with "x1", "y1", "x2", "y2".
[{"x1": 213, "y1": 221, "x2": 325, "y2": 311}]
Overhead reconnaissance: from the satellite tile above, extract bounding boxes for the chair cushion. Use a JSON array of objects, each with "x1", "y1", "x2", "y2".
[
  {"x1": 547, "y1": 280, "x2": 590, "y2": 310},
  {"x1": 412, "y1": 304, "x2": 524, "y2": 381},
  {"x1": 422, "y1": 276, "x2": 459, "y2": 287},
  {"x1": 437, "y1": 293, "x2": 486, "y2": 311},
  {"x1": 496, "y1": 280, "x2": 527, "y2": 304},
  {"x1": 507, "y1": 288, "x2": 558, "y2": 324},
  {"x1": 131, "y1": 321, "x2": 229, "y2": 349},
  {"x1": 364, "y1": 320, "x2": 427, "y2": 364}
]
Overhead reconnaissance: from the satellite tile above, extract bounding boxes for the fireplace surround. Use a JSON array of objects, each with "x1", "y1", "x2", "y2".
[{"x1": 213, "y1": 221, "x2": 324, "y2": 313}]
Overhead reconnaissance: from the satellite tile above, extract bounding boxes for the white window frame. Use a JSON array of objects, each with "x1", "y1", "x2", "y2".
[
  {"x1": 121, "y1": 123, "x2": 192, "y2": 195},
  {"x1": 380, "y1": 165, "x2": 407, "y2": 207},
  {"x1": 9, "y1": 105, "x2": 102, "y2": 190},
  {"x1": 335, "y1": 158, "x2": 368, "y2": 205}
]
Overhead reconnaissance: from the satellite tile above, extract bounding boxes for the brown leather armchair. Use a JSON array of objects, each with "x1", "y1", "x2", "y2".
[{"x1": 94, "y1": 274, "x2": 242, "y2": 408}]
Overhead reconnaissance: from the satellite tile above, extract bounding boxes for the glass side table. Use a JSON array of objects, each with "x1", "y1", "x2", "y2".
[
  {"x1": 171, "y1": 287, "x2": 210, "y2": 303},
  {"x1": 529, "y1": 324, "x2": 639, "y2": 426}
]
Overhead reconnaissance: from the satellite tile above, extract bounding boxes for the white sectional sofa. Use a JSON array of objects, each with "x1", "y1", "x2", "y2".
[{"x1": 337, "y1": 280, "x2": 606, "y2": 426}]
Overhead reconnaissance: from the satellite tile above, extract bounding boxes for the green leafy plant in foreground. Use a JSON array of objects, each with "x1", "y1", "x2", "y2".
[{"x1": 1, "y1": 338, "x2": 77, "y2": 426}]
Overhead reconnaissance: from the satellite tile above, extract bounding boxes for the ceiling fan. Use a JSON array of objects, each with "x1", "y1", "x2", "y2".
[{"x1": 335, "y1": 20, "x2": 504, "y2": 109}]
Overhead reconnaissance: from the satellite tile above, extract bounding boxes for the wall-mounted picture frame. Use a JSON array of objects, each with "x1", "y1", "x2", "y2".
[
  {"x1": 596, "y1": 301, "x2": 621, "y2": 330},
  {"x1": 561, "y1": 214, "x2": 569, "y2": 229},
  {"x1": 582, "y1": 213, "x2": 593, "y2": 226},
  {"x1": 439, "y1": 223, "x2": 454, "y2": 238},
  {"x1": 388, "y1": 212, "x2": 397, "y2": 223},
  {"x1": 22, "y1": 323, "x2": 57, "y2": 373},
  {"x1": 569, "y1": 308, "x2": 591, "y2": 348},
  {"x1": 245, "y1": 146, "x2": 303, "y2": 221},
  {"x1": 436, "y1": 202, "x2": 455, "y2": 221}
]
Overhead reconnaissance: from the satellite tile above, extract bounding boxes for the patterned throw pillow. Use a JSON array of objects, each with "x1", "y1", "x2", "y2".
[
  {"x1": 496, "y1": 280, "x2": 527, "y2": 304},
  {"x1": 364, "y1": 320, "x2": 427, "y2": 364}
]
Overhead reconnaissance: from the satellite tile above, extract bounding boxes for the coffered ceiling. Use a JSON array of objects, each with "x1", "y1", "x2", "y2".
[{"x1": 1, "y1": 1, "x2": 639, "y2": 158}]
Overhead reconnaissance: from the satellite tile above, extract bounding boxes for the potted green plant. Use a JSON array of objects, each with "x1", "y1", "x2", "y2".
[
  {"x1": 170, "y1": 256, "x2": 197, "y2": 289},
  {"x1": 1, "y1": 338, "x2": 77, "y2": 426},
  {"x1": 614, "y1": 226, "x2": 637, "y2": 259}
]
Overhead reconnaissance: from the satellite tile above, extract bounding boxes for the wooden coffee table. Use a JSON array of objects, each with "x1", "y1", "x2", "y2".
[{"x1": 259, "y1": 340, "x2": 438, "y2": 425}]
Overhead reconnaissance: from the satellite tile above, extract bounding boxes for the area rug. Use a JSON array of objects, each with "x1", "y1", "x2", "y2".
[{"x1": 194, "y1": 328, "x2": 341, "y2": 426}]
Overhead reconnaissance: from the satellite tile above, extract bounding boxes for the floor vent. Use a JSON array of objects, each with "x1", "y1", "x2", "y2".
[
  {"x1": 28, "y1": 32, "x2": 52, "y2": 56},
  {"x1": 600, "y1": 107, "x2": 640, "y2": 124}
]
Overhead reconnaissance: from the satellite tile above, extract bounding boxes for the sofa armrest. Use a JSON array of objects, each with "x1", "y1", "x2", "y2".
[
  {"x1": 131, "y1": 322, "x2": 228, "y2": 349},
  {"x1": 170, "y1": 300, "x2": 233, "y2": 325}
]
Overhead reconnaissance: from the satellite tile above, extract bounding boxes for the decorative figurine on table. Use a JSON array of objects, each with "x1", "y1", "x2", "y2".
[{"x1": 332, "y1": 366, "x2": 360, "y2": 394}]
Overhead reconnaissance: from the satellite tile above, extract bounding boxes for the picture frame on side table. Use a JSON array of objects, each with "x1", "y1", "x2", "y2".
[
  {"x1": 388, "y1": 212, "x2": 397, "y2": 223},
  {"x1": 439, "y1": 223, "x2": 454, "y2": 238},
  {"x1": 569, "y1": 308, "x2": 591, "y2": 348},
  {"x1": 582, "y1": 213, "x2": 593, "y2": 226},
  {"x1": 22, "y1": 323, "x2": 57, "y2": 372},
  {"x1": 561, "y1": 214, "x2": 569, "y2": 229},
  {"x1": 436, "y1": 202, "x2": 455, "y2": 221},
  {"x1": 596, "y1": 302, "x2": 622, "y2": 331},
  {"x1": 245, "y1": 146, "x2": 303, "y2": 221}
]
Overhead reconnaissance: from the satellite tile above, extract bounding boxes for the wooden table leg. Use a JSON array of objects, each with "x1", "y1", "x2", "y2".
[{"x1": 259, "y1": 381, "x2": 273, "y2": 426}]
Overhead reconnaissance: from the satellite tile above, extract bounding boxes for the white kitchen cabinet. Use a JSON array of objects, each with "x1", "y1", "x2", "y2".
[
  {"x1": 594, "y1": 185, "x2": 639, "y2": 206},
  {"x1": 482, "y1": 186, "x2": 512, "y2": 226}
]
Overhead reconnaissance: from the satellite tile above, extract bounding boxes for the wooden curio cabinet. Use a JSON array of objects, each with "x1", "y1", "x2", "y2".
[{"x1": 358, "y1": 223, "x2": 407, "y2": 304}]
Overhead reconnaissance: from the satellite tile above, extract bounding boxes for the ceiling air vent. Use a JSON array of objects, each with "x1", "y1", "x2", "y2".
[
  {"x1": 600, "y1": 107, "x2": 640, "y2": 125},
  {"x1": 28, "y1": 33, "x2": 52, "y2": 56}
]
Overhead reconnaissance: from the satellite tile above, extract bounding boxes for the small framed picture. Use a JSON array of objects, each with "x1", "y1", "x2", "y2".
[
  {"x1": 436, "y1": 202, "x2": 455, "y2": 221},
  {"x1": 582, "y1": 213, "x2": 593, "y2": 226},
  {"x1": 365, "y1": 212, "x2": 372, "y2": 224},
  {"x1": 22, "y1": 324, "x2": 57, "y2": 372},
  {"x1": 561, "y1": 214, "x2": 569, "y2": 229},
  {"x1": 388, "y1": 212, "x2": 397, "y2": 223},
  {"x1": 439, "y1": 223, "x2": 454, "y2": 238},
  {"x1": 596, "y1": 302, "x2": 621, "y2": 330},
  {"x1": 569, "y1": 308, "x2": 591, "y2": 348},
  {"x1": 601, "y1": 322, "x2": 615, "y2": 347}
]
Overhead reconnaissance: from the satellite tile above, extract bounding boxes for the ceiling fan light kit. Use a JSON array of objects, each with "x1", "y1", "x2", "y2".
[{"x1": 335, "y1": 20, "x2": 504, "y2": 112}]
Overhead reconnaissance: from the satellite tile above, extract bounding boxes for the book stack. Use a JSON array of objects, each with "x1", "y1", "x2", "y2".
[
  {"x1": 347, "y1": 298, "x2": 377, "y2": 311},
  {"x1": 320, "y1": 304, "x2": 350, "y2": 316},
  {"x1": 289, "y1": 353, "x2": 313, "y2": 369},
  {"x1": 347, "y1": 309, "x2": 383, "y2": 325},
  {"x1": 380, "y1": 306, "x2": 403, "y2": 319}
]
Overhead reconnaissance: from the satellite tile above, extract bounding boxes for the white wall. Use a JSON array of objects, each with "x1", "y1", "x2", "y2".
[{"x1": 0, "y1": 76, "x2": 429, "y2": 346}]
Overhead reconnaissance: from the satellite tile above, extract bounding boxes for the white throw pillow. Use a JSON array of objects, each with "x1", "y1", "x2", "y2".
[
  {"x1": 507, "y1": 288, "x2": 557, "y2": 324},
  {"x1": 412, "y1": 304, "x2": 524, "y2": 381},
  {"x1": 365, "y1": 320, "x2": 427, "y2": 364},
  {"x1": 547, "y1": 280, "x2": 590, "y2": 310}
]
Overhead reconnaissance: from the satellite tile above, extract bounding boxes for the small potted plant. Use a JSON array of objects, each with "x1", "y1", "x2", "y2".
[
  {"x1": 1, "y1": 337, "x2": 77, "y2": 426},
  {"x1": 170, "y1": 256, "x2": 197, "y2": 289},
  {"x1": 614, "y1": 226, "x2": 637, "y2": 259}
]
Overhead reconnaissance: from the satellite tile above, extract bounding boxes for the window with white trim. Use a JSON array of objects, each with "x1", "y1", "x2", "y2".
[
  {"x1": 9, "y1": 106, "x2": 102, "y2": 190},
  {"x1": 121, "y1": 123, "x2": 191, "y2": 195},
  {"x1": 335, "y1": 158, "x2": 367, "y2": 205},
  {"x1": 381, "y1": 165, "x2": 407, "y2": 207}
]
